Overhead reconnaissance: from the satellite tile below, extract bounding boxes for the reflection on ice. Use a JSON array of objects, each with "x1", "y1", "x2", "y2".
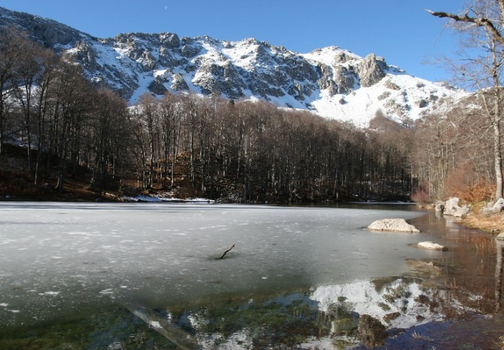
[
  {"x1": 122, "y1": 275, "x2": 491, "y2": 350},
  {"x1": 0, "y1": 202, "x2": 431, "y2": 327},
  {"x1": 0, "y1": 202, "x2": 498, "y2": 349}
]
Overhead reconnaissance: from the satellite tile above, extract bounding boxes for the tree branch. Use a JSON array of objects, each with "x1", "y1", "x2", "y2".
[
  {"x1": 219, "y1": 243, "x2": 235, "y2": 259},
  {"x1": 426, "y1": 9, "x2": 504, "y2": 46}
]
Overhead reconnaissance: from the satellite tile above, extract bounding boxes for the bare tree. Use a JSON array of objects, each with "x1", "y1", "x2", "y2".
[
  {"x1": 12, "y1": 35, "x2": 52, "y2": 173},
  {"x1": 138, "y1": 93, "x2": 160, "y2": 188},
  {"x1": 33, "y1": 49, "x2": 59, "y2": 184},
  {"x1": 89, "y1": 89, "x2": 129, "y2": 193},
  {"x1": 429, "y1": 0, "x2": 504, "y2": 199},
  {"x1": 0, "y1": 27, "x2": 33, "y2": 155}
]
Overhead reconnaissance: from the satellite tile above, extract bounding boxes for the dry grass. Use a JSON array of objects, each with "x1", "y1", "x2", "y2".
[{"x1": 461, "y1": 208, "x2": 504, "y2": 234}]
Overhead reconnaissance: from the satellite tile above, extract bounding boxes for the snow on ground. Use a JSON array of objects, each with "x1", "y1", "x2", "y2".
[
  {"x1": 301, "y1": 46, "x2": 361, "y2": 67},
  {"x1": 129, "y1": 71, "x2": 153, "y2": 104},
  {"x1": 122, "y1": 193, "x2": 215, "y2": 202},
  {"x1": 312, "y1": 73, "x2": 465, "y2": 128}
]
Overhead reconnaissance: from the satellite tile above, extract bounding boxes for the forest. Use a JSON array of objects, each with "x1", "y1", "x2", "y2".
[{"x1": 0, "y1": 22, "x2": 500, "y2": 204}]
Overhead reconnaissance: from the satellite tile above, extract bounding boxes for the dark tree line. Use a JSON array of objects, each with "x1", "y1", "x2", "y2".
[
  {"x1": 0, "y1": 27, "x2": 131, "y2": 193},
  {"x1": 130, "y1": 93, "x2": 413, "y2": 202},
  {"x1": 0, "y1": 27, "x2": 413, "y2": 202}
]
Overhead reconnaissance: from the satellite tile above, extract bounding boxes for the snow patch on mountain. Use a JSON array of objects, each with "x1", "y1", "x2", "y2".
[
  {"x1": 0, "y1": 6, "x2": 468, "y2": 128},
  {"x1": 313, "y1": 73, "x2": 456, "y2": 127}
]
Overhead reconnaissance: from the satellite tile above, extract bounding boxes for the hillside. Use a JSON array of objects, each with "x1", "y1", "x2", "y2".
[
  {"x1": 0, "y1": 6, "x2": 466, "y2": 128},
  {"x1": 0, "y1": 144, "x2": 100, "y2": 201}
]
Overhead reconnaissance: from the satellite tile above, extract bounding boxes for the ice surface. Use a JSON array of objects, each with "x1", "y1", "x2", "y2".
[{"x1": 0, "y1": 202, "x2": 438, "y2": 327}]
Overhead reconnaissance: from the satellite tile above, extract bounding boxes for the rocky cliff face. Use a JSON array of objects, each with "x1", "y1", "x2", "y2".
[
  {"x1": 0, "y1": 7, "x2": 83, "y2": 47},
  {"x1": 0, "y1": 6, "x2": 466, "y2": 128}
]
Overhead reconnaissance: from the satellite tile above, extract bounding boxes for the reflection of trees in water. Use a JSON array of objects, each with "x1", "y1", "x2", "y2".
[
  {"x1": 446, "y1": 236, "x2": 498, "y2": 315},
  {"x1": 422, "y1": 218, "x2": 500, "y2": 315},
  {"x1": 2, "y1": 268, "x2": 501, "y2": 349},
  {"x1": 127, "y1": 273, "x2": 502, "y2": 349},
  {"x1": 2, "y1": 212, "x2": 503, "y2": 349},
  {"x1": 496, "y1": 236, "x2": 504, "y2": 312},
  {"x1": 81, "y1": 225, "x2": 504, "y2": 349}
]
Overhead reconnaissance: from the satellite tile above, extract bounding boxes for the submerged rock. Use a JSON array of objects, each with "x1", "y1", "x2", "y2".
[
  {"x1": 367, "y1": 218, "x2": 420, "y2": 233},
  {"x1": 417, "y1": 241, "x2": 448, "y2": 251},
  {"x1": 405, "y1": 259, "x2": 443, "y2": 277},
  {"x1": 358, "y1": 314, "x2": 387, "y2": 348},
  {"x1": 332, "y1": 316, "x2": 359, "y2": 336}
]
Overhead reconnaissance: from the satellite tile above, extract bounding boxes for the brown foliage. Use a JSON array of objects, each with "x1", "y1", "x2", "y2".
[
  {"x1": 410, "y1": 189, "x2": 431, "y2": 204},
  {"x1": 443, "y1": 164, "x2": 493, "y2": 202}
]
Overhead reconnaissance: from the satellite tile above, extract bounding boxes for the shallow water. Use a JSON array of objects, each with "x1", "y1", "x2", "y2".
[{"x1": 0, "y1": 202, "x2": 502, "y2": 349}]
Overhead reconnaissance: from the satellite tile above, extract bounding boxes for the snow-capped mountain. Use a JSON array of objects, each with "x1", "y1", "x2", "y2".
[{"x1": 0, "y1": 6, "x2": 466, "y2": 128}]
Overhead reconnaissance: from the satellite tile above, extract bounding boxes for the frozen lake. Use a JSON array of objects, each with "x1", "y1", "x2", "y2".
[
  {"x1": 3, "y1": 202, "x2": 494, "y2": 349},
  {"x1": 0, "y1": 203, "x2": 431, "y2": 322}
]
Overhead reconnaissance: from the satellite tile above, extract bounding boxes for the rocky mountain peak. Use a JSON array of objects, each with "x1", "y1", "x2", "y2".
[
  {"x1": 0, "y1": 6, "x2": 466, "y2": 128},
  {"x1": 357, "y1": 53, "x2": 388, "y2": 87}
]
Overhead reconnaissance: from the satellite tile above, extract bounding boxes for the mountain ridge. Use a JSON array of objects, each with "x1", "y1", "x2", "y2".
[{"x1": 0, "y1": 6, "x2": 466, "y2": 128}]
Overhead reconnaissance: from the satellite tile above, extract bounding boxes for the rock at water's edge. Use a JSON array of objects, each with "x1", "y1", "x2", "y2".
[
  {"x1": 417, "y1": 241, "x2": 448, "y2": 251},
  {"x1": 367, "y1": 218, "x2": 420, "y2": 233},
  {"x1": 443, "y1": 197, "x2": 470, "y2": 217}
]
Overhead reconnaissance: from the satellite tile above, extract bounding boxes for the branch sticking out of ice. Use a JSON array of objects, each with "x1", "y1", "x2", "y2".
[{"x1": 219, "y1": 243, "x2": 236, "y2": 259}]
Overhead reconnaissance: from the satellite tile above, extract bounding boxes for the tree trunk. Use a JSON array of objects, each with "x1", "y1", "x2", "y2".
[
  {"x1": 494, "y1": 119, "x2": 503, "y2": 199},
  {"x1": 492, "y1": 42, "x2": 503, "y2": 200},
  {"x1": 55, "y1": 162, "x2": 66, "y2": 193}
]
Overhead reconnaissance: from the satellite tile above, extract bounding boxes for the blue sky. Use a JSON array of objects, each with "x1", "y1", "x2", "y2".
[{"x1": 1, "y1": 0, "x2": 464, "y2": 82}]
